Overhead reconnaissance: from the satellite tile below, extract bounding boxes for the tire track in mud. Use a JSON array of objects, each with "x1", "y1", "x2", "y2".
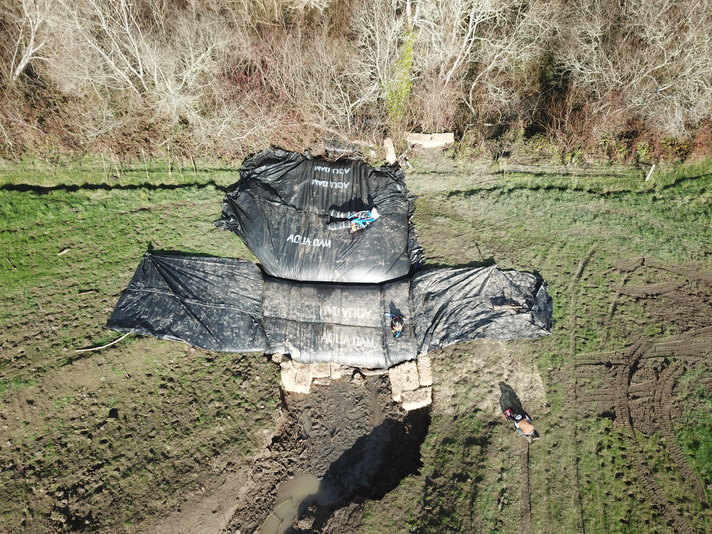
[
  {"x1": 657, "y1": 362, "x2": 707, "y2": 503},
  {"x1": 520, "y1": 441, "x2": 531, "y2": 532},
  {"x1": 574, "y1": 254, "x2": 712, "y2": 533},
  {"x1": 647, "y1": 326, "x2": 712, "y2": 359},
  {"x1": 642, "y1": 258, "x2": 712, "y2": 286},
  {"x1": 566, "y1": 246, "x2": 596, "y2": 534},
  {"x1": 605, "y1": 259, "x2": 641, "y2": 336},
  {"x1": 609, "y1": 342, "x2": 697, "y2": 534},
  {"x1": 576, "y1": 334, "x2": 710, "y2": 531}
]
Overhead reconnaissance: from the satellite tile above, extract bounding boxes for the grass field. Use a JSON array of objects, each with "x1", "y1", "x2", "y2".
[
  {"x1": 360, "y1": 155, "x2": 711, "y2": 534},
  {"x1": 1, "y1": 153, "x2": 710, "y2": 533}
]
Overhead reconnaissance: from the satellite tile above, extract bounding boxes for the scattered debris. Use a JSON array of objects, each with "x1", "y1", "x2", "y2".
[
  {"x1": 384, "y1": 137, "x2": 397, "y2": 164},
  {"x1": 406, "y1": 132, "x2": 455, "y2": 149},
  {"x1": 644, "y1": 163, "x2": 656, "y2": 182}
]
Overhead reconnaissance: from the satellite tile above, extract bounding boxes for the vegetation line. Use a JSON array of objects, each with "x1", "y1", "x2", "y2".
[
  {"x1": 0, "y1": 181, "x2": 230, "y2": 193},
  {"x1": 1, "y1": 0, "x2": 709, "y2": 162}
]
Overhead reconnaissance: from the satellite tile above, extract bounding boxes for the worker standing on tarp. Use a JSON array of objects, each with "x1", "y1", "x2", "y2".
[{"x1": 384, "y1": 312, "x2": 405, "y2": 338}]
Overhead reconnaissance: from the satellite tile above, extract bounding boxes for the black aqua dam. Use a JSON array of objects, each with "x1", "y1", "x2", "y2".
[{"x1": 108, "y1": 148, "x2": 553, "y2": 368}]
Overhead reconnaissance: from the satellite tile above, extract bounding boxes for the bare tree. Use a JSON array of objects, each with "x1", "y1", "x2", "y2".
[
  {"x1": 392, "y1": 0, "x2": 557, "y2": 130},
  {"x1": 0, "y1": 0, "x2": 708, "y2": 158},
  {"x1": 0, "y1": 0, "x2": 52, "y2": 82},
  {"x1": 558, "y1": 0, "x2": 712, "y2": 135},
  {"x1": 257, "y1": 22, "x2": 374, "y2": 133},
  {"x1": 49, "y1": 0, "x2": 233, "y2": 122},
  {"x1": 353, "y1": 0, "x2": 405, "y2": 104}
]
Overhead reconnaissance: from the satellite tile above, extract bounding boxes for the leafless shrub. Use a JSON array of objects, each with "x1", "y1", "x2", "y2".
[
  {"x1": 541, "y1": 86, "x2": 596, "y2": 154},
  {"x1": 558, "y1": 0, "x2": 712, "y2": 137},
  {"x1": 287, "y1": 0, "x2": 331, "y2": 11},
  {"x1": 48, "y1": 0, "x2": 234, "y2": 122},
  {"x1": 187, "y1": 82, "x2": 287, "y2": 158},
  {"x1": 0, "y1": 0, "x2": 709, "y2": 159},
  {"x1": 414, "y1": 0, "x2": 505, "y2": 88},
  {"x1": 407, "y1": 77, "x2": 461, "y2": 133},
  {"x1": 464, "y1": 1, "x2": 557, "y2": 122},
  {"x1": 259, "y1": 18, "x2": 381, "y2": 135}
]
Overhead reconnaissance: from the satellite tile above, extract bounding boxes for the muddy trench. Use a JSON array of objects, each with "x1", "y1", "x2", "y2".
[{"x1": 224, "y1": 373, "x2": 430, "y2": 533}]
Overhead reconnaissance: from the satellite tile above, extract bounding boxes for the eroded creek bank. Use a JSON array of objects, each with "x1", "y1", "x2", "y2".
[{"x1": 225, "y1": 373, "x2": 430, "y2": 533}]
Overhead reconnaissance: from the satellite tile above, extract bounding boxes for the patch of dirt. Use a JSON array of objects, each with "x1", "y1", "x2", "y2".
[
  {"x1": 420, "y1": 339, "x2": 547, "y2": 534},
  {"x1": 0, "y1": 340, "x2": 279, "y2": 534},
  {"x1": 133, "y1": 464, "x2": 250, "y2": 534},
  {"x1": 631, "y1": 258, "x2": 712, "y2": 332},
  {"x1": 432, "y1": 340, "x2": 548, "y2": 421},
  {"x1": 223, "y1": 374, "x2": 429, "y2": 533}
]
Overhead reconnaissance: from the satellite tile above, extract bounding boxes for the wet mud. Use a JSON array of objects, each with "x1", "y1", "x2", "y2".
[{"x1": 225, "y1": 374, "x2": 429, "y2": 533}]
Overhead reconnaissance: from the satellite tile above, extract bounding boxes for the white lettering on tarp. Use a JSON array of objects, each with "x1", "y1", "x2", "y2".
[
  {"x1": 286, "y1": 234, "x2": 332, "y2": 248},
  {"x1": 287, "y1": 233, "x2": 310, "y2": 245},
  {"x1": 322, "y1": 306, "x2": 370, "y2": 321},
  {"x1": 314, "y1": 165, "x2": 352, "y2": 175},
  {"x1": 311, "y1": 179, "x2": 351, "y2": 189},
  {"x1": 312, "y1": 238, "x2": 331, "y2": 248},
  {"x1": 320, "y1": 331, "x2": 378, "y2": 348}
]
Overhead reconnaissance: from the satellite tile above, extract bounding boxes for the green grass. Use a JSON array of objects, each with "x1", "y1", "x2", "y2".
[
  {"x1": 0, "y1": 377, "x2": 37, "y2": 393},
  {"x1": 1, "y1": 156, "x2": 710, "y2": 533},
  {"x1": 675, "y1": 366, "x2": 712, "y2": 495},
  {"x1": 372, "y1": 156, "x2": 712, "y2": 533},
  {"x1": 0, "y1": 185, "x2": 255, "y2": 365},
  {"x1": 0, "y1": 172, "x2": 270, "y2": 533},
  {"x1": 575, "y1": 419, "x2": 658, "y2": 533},
  {"x1": 415, "y1": 411, "x2": 489, "y2": 533},
  {"x1": 0, "y1": 155, "x2": 241, "y2": 188}
]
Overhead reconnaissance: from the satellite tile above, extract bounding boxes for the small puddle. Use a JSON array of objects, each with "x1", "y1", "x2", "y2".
[
  {"x1": 260, "y1": 474, "x2": 336, "y2": 534},
  {"x1": 260, "y1": 409, "x2": 430, "y2": 532}
]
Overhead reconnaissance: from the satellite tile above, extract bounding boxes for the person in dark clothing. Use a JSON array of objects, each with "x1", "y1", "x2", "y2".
[
  {"x1": 503, "y1": 408, "x2": 538, "y2": 439},
  {"x1": 390, "y1": 314, "x2": 405, "y2": 338},
  {"x1": 499, "y1": 381, "x2": 540, "y2": 441},
  {"x1": 384, "y1": 312, "x2": 405, "y2": 338}
]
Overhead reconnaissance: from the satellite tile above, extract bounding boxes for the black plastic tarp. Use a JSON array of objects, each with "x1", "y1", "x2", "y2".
[
  {"x1": 107, "y1": 254, "x2": 266, "y2": 353},
  {"x1": 410, "y1": 265, "x2": 552, "y2": 354},
  {"x1": 108, "y1": 254, "x2": 551, "y2": 368},
  {"x1": 262, "y1": 276, "x2": 416, "y2": 368},
  {"x1": 215, "y1": 147, "x2": 423, "y2": 283},
  {"x1": 107, "y1": 148, "x2": 553, "y2": 369}
]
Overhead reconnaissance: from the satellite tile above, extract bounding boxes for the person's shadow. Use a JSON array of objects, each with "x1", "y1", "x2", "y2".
[{"x1": 499, "y1": 381, "x2": 526, "y2": 414}]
